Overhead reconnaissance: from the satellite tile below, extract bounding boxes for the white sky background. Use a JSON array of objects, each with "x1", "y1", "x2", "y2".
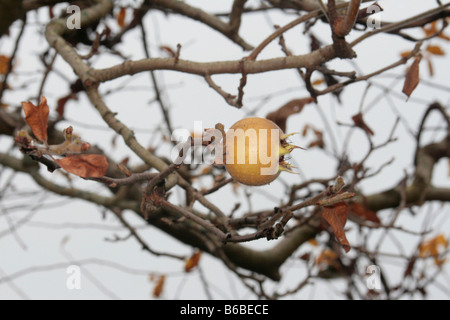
[{"x1": 0, "y1": 0, "x2": 449, "y2": 299}]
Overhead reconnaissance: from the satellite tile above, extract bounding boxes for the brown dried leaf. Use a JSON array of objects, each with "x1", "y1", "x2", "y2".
[
  {"x1": 315, "y1": 248, "x2": 338, "y2": 269},
  {"x1": 299, "y1": 252, "x2": 311, "y2": 261},
  {"x1": 56, "y1": 94, "x2": 73, "y2": 119},
  {"x1": 402, "y1": 54, "x2": 422, "y2": 98},
  {"x1": 301, "y1": 124, "x2": 310, "y2": 137},
  {"x1": 302, "y1": 124, "x2": 324, "y2": 149},
  {"x1": 311, "y1": 78, "x2": 325, "y2": 86},
  {"x1": 56, "y1": 154, "x2": 109, "y2": 178},
  {"x1": 185, "y1": 251, "x2": 202, "y2": 272},
  {"x1": 21, "y1": 96, "x2": 50, "y2": 143},
  {"x1": 400, "y1": 50, "x2": 411, "y2": 58},
  {"x1": 117, "y1": 7, "x2": 127, "y2": 28},
  {"x1": 418, "y1": 234, "x2": 448, "y2": 266},
  {"x1": 351, "y1": 202, "x2": 380, "y2": 224},
  {"x1": 321, "y1": 202, "x2": 351, "y2": 252},
  {"x1": 426, "y1": 45, "x2": 445, "y2": 56},
  {"x1": 0, "y1": 55, "x2": 11, "y2": 75},
  {"x1": 438, "y1": 33, "x2": 450, "y2": 41},
  {"x1": 422, "y1": 21, "x2": 450, "y2": 41},
  {"x1": 152, "y1": 275, "x2": 165, "y2": 298},
  {"x1": 266, "y1": 97, "x2": 314, "y2": 132},
  {"x1": 351, "y1": 113, "x2": 374, "y2": 136},
  {"x1": 422, "y1": 21, "x2": 438, "y2": 38}
]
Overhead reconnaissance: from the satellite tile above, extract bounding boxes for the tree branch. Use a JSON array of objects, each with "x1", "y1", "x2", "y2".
[
  {"x1": 229, "y1": 0, "x2": 247, "y2": 35},
  {"x1": 93, "y1": 44, "x2": 336, "y2": 81},
  {"x1": 150, "y1": 0, "x2": 253, "y2": 50},
  {"x1": 363, "y1": 134, "x2": 450, "y2": 212}
]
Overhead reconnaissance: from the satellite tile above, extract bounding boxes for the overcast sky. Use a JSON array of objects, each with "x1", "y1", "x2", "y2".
[{"x1": 0, "y1": 0, "x2": 449, "y2": 299}]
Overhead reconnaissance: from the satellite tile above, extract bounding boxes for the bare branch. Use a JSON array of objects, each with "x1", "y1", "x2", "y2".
[{"x1": 151, "y1": 0, "x2": 253, "y2": 50}]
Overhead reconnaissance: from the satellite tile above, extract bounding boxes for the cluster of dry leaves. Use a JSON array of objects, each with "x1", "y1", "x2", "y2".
[{"x1": 18, "y1": 96, "x2": 108, "y2": 178}]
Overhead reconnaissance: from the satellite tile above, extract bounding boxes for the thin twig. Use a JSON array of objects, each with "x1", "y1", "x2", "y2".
[
  {"x1": 0, "y1": 17, "x2": 27, "y2": 104},
  {"x1": 89, "y1": 172, "x2": 158, "y2": 187},
  {"x1": 109, "y1": 207, "x2": 186, "y2": 260}
]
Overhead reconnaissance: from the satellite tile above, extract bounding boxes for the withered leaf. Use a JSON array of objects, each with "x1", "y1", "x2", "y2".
[
  {"x1": 56, "y1": 79, "x2": 85, "y2": 118},
  {"x1": 315, "y1": 248, "x2": 338, "y2": 269},
  {"x1": 321, "y1": 202, "x2": 351, "y2": 253},
  {"x1": 56, "y1": 94, "x2": 73, "y2": 119},
  {"x1": 302, "y1": 124, "x2": 324, "y2": 149},
  {"x1": 422, "y1": 21, "x2": 450, "y2": 41},
  {"x1": 56, "y1": 154, "x2": 109, "y2": 178},
  {"x1": 152, "y1": 275, "x2": 165, "y2": 298},
  {"x1": 266, "y1": 97, "x2": 314, "y2": 132},
  {"x1": 402, "y1": 54, "x2": 422, "y2": 99},
  {"x1": 351, "y1": 113, "x2": 374, "y2": 136},
  {"x1": 21, "y1": 96, "x2": 50, "y2": 143},
  {"x1": 117, "y1": 7, "x2": 127, "y2": 28},
  {"x1": 311, "y1": 78, "x2": 325, "y2": 86},
  {"x1": 0, "y1": 55, "x2": 11, "y2": 75},
  {"x1": 400, "y1": 50, "x2": 411, "y2": 58},
  {"x1": 299, "y1": 252, "x2": 311, "y2": 261},
  {"x1": 350, "y1": 202, "x2": 380, "y2": 224},
  {"x1": 185, "y1": 251, "x2": 202, "y2": 272},
  {"x1": 426, "y1": 45, "x2": 445, "y2": 56},
  {"x1": 418, "y1": 234, "x2": 448, "y2": 266},
  {"x1": 422, "y1": 21, "x2": 438, "y2": 38}
]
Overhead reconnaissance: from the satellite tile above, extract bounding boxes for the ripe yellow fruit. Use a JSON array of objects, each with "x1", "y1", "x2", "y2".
[{"x1": 224, "y1": 117, "x2": 300, "y2": 186}]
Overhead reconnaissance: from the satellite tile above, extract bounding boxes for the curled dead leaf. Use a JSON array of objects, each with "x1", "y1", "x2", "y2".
[
  {"x1": 418, "y1": 234, "x2": 448, "y2": 266},
  {"x1": 0, "y1": 55, "x2": 11, "y2": 75},
  {"x1": 185, "y1": 251, "x2": 202, "y2": 272},
  {"x1": 266, "y1": 98, "x2": 314, "y2": 132},
  {"x1": 400, "y1": 50, "x2": 411, "y2": 58},
  {"x1": 117, "y1": 7, "x2": 127, "y2": 28},
  {"x1": 315, "y1": 248, "x2": 338, "y2": 269},
  {"x1": 426, "y1": 45, "x2": 445, "y2": 56},
  {"x1": 350, "y1": 202, "x2": 380, "y2": 224},
  {"x1": 302, "y1": 124, "x2": 324, "y2": 149},
  {"x1": 351, "y1": 113, "x2": 374, "y2": 136},
  {"x1": 152, "y1": 275, "x2": 165, "y2": 298},
  {"x1": 56, "y1": 154, "x2": 109, "y2": 178},
  {"x1": 422, "y1": 21, "x2": 450, "y2": 41},
  {"x1": 311, "y1": 78, "x2": 325, "y2": 86},
  {"x1": 321, "y1": 202, "x2": 351, "y2": 252},
  {"x1": 402, "y1": 54, "x2": 422, "y2": 99},
  {"x1": 21, "y1": 96, "x2": 50, "y2": 143}
]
